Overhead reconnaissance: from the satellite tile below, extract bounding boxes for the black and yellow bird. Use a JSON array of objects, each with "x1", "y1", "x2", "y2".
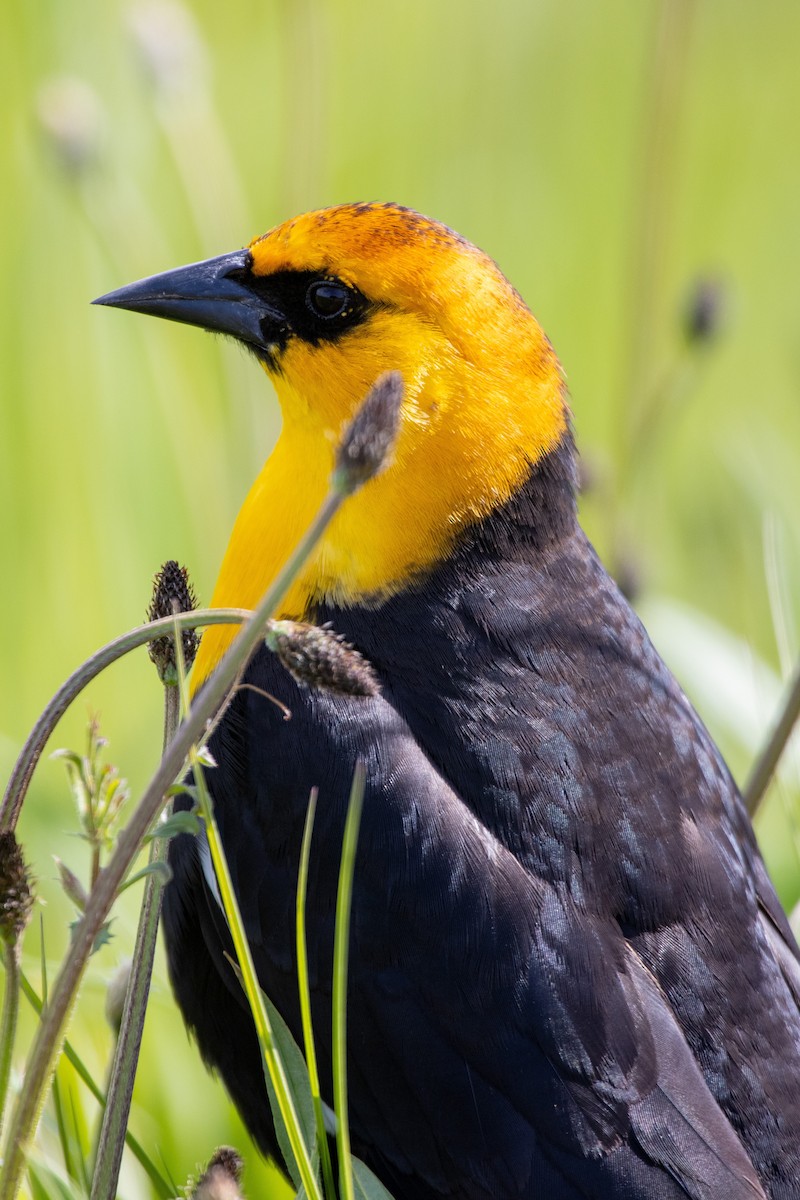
[{"x1": 95, "y1": 204, "x2": 800, "y2": 1199}]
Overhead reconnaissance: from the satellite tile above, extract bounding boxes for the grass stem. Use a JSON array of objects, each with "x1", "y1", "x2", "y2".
[
  {"x1": 90, "y1": 681, "x2": 181, "y2": 1200},
  {"x1": 744, "y1": 659, "x2": 800, "y2": 818},
  {"x1": 296, "y1": 789, "x2": 337, "y2": 1200},
  {"x1": 0, "y1": 944, "x2": 20, "y2": 1142},
  {"x1": 0, "y1": 490, "x2": 343, "y2": 1200},
  {"x1": 19, "y1": 972, "x2": 172, "y2": 1198},
  {"x1": 192, "y1": 753, "x2": 322, "y2": 1200},
  {"x1": 332, "y1": 763, "x2": 366, "y2": 1200}
]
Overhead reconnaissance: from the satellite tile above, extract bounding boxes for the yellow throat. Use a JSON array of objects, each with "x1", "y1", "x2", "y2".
[{"x1": 192, "y1": 204, "x2": 568, "y2": 686}]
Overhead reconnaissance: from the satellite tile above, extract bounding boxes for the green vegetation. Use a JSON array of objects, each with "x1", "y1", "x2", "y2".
[{"x1": 2, "y1": 1, "x2": 800, "y2": 1195}]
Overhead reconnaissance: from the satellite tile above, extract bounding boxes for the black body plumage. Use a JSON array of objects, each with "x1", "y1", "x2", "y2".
[{"x1": 163, "y1": 434, "x2": 800, "y2": 1199}]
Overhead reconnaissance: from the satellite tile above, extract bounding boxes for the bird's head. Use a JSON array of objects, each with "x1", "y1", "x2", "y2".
[{"x1": 95, "y1": 203, "x2": 570, "y2": 680}]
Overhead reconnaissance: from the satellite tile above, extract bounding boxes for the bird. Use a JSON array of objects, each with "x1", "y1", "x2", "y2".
[{"x1": 94, "y1": 203, "x2": 800, "y2": 1200}]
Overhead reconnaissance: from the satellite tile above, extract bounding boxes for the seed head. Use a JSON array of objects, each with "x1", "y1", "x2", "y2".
[
  {"x1": 266, "y1": 621, "x2": 379, "y2": 697},
  {"x1": 0, "y1": 831, "x2": 34, "y2": 947},
  {"x1": 333, "y1": 371, "x2": 404, "y2": 496},
  {"x1": 36, "y1": 77, "x2": 105, "y2": 175},
  {"x1": 191, "y1": 1147, "x2": 245, "y2": 1200},
  {"x1": 127, "y1": 0, "x2": 208, "y2": 97},
  {"x1": 684, "y1": 278, "x2": 726, "y2": 346},
  {"x1": 147, "y1": 560, "x2": 200, "y2": 684}
]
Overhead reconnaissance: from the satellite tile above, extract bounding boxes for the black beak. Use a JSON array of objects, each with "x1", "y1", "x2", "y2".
[{"x1": 92, "y1": 249, "x2": 284, "y2": 351}]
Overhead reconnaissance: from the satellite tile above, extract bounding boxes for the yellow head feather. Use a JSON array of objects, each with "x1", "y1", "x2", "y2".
[{"x1": 194, "y1": 203, "x2": 568, "y2": 684}]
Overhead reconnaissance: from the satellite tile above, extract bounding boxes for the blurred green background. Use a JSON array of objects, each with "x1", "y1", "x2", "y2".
[{"x1": 3, "y1": 0, "x2": 800, "y2": 1195}]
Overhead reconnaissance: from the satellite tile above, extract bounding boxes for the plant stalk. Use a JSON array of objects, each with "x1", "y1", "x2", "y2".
[
  {"x1": 193, "y1": 757, "x2": 322, "y2": 1200},
  {"x1": 171, "y1": 582, "x2": 322, "y2": 1200},
  {"x1": 0, "y1": 944, "x2": 20, "y2": 1141},
  {"x1": 1, "y1": 607, "x2": 252, "y2": 834},
  {"x1": 332, "y1": 764, "x2": 366, "y2": 1200},
  {"x1": 296, "y1": 789, "x2": 336, "y2": 1200},
  {"x1": 744, "y1": 659, "x2": 800, "y2": 817},
  {"x1": 90, "y1": 683, "x2": 181, "y2": 1200},
  {"x1": 611, "y1": 0, "x2": 695, "y2": 548},
  {"x1": 0, "y1": 489, "x2": 344, "y2": 1200},
  {"x1": 19, "y1": 972, "x2": 172, "y2": 1198}
]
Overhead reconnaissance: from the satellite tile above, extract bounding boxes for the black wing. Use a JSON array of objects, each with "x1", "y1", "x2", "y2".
[
  {"x1": 315, "y1": 518, "x2": 800, "y2": 1195},
  {"x1": 164, "y1": 660, "x2": 764, "y2": 1199}
]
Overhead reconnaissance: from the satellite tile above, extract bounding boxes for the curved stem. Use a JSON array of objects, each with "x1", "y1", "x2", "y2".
[
  {"x1": 0, "y1": 490, "x2": 343, "y2": 1200},
  {"x1": 0, "y1": 607, "x2": 252, "y2": 833}
]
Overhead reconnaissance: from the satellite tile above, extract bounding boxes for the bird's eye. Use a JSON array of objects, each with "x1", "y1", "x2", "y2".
[{"x1": 306, "y1": 279, "x2": 351, "y2": 320}]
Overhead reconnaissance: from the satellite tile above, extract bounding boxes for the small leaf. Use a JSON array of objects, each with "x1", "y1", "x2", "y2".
[
  {"x1": 261, "y1": 992, "x2": 319, "y2": 1191},
  {"x1": 70, "y1": 918, "x2": 113, "y2": 955},
  {"x1": 352, "y1": 1159, "x2": 398, "y2": 1200},
  {"x1": 92, "y1": 922, "x2": 114, "y2": 953},
  {"x1": 148, "y1": 809, "x2": 203, "y2": 839},
  {"x1": 165, "y1": 782, "x2": 195, "y2": 798},
  {"x1": 49, "y1": 748, "x2": 83, "y2": 769},
  {"x1": 120, "y1": 861, "x2": 173, "y2": 892}
]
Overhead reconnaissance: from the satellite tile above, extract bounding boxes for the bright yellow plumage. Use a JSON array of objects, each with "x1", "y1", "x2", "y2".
[{"x1": 193, "y1": 203, "x2": 567, "y2": 684}]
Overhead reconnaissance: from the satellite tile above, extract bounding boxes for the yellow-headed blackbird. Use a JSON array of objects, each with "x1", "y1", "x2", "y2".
[{"x1": 95, "y1": 204, "x2": 800, "y2": 1199}]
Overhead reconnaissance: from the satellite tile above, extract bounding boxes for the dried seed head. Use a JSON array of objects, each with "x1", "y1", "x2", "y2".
[
  {"x1": 266, "y1": 621, "x2": 379, "y2": 697},
  {"x1": 333, "y1": 371, "x2": 404, "y2": 496},
  {"x1": 127, "y1": 0, "x2": 208, "y2": 98},
  {"x1": 0, "y1": 831, "x2": 34, "y2": 947},
  {"x1": 36, "y1": 77, "x2": 105, "y2": 175},
  {"x1": 191, "y1": 1147, "x2": 245, "y2": 1200},
  {"x1": 684, "y1": 278, "x2": 726, "y2": 345},
  {"x1": 147, "y1": 560, "x2": 200, "y2": 684}
]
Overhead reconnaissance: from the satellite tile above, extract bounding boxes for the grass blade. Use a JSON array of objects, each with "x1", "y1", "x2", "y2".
[
  {"x1": 296, "y1": 789, "x2": 336, "y2": 1200},
  {"x1": 332, "y1": 762, "x2": 366, "y2": 1200}
]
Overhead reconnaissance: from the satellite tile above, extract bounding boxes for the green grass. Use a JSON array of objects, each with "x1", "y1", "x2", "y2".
[{"x1": 3, "y1": 1, "x2": 800, "y2": 1195}]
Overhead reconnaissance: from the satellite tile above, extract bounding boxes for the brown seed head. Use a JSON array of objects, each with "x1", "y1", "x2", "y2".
[
  {"x1": 0, "y1": 831, "x2": 34, "y2": 947},
  {"x1": 333, "y1": 371, "x2": 404, "y2": 496},
  {"x1": 684, "y1": 278, "x2": 726, "y2": 346},
  {"x1": 36, "y1": 77, "x2": 105, "y2": 175},
  {"x1": 266, "y1": 621, "x2": 379, "y2": 697},
  {"x1": 191, "y1": 1147, "x2": 245, "y2": 1200},
  {"x1": 147, "y1": 560, "x2": 200, "y2": 684}
]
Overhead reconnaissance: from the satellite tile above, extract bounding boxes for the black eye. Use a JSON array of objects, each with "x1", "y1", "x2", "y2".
[{"x1": 306, "y1": 279, "x2": 351, "y2": 320}]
